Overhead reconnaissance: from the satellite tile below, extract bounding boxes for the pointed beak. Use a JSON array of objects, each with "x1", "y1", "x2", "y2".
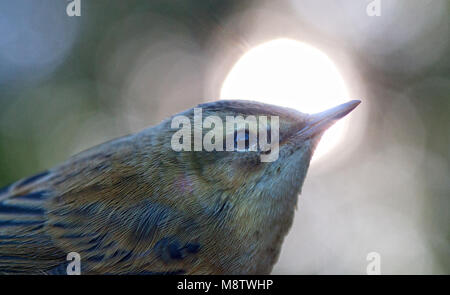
[{"x1": 297, "y1": 100, "x2": 361, "y2": 139}]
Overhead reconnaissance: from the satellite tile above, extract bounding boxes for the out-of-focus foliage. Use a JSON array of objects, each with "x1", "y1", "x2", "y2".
[{"x1": 0, "y1": 0, "x2": 448, "y2": 274}]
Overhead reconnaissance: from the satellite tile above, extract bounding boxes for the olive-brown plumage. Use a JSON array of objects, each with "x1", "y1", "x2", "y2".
[{"x1": 0, "y1": 99, "x2": 360, "y2": 274}]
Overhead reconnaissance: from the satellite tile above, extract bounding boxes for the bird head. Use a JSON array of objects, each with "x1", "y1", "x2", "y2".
[{"x1": 153, "y1": 99, "x2": 360, "y2": 205}]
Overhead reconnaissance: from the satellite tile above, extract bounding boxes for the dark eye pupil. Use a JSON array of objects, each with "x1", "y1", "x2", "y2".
[{"x1": 234, "y1": 129, "x2": 250, "y2": 150}]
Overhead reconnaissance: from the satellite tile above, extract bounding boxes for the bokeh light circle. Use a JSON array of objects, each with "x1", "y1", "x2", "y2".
[{"x1": 220, "y1": 38, "x2": 351, "y2": 162}]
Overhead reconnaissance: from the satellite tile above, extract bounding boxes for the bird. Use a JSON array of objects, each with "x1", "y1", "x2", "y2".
[{"x1": 0, "y1": 99, "x2": 360, "y2": 274}]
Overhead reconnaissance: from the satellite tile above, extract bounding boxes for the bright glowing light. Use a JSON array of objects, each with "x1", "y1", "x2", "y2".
[{"x1": 220, "y1": 39, "x2": 350, "y2": 161}]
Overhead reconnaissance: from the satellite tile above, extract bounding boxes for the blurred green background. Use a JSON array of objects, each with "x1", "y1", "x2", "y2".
[{"x1": 0, "y1": 0, "x2": 448, "y2": 274}]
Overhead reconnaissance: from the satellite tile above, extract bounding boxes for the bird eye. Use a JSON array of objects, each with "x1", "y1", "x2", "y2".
[
  {"x1": 234, "y1": 129, "x2": 251, "y2": 151},
  {"x1": 234, "y1": 129, "x2": 257, "y2": 152},
  {"x1": 222, "y1": 128, "x2": 260, "y2": 152}
]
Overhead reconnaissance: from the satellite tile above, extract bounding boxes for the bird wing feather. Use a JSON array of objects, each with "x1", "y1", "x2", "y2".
[{"x1": 0, "y1": 137, "x2": 210, "y2": 274}]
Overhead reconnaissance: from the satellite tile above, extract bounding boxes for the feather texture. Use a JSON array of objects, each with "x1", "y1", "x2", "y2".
[{"x1": 0, "y1": 99, "x2": 349, "y2": 274}]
